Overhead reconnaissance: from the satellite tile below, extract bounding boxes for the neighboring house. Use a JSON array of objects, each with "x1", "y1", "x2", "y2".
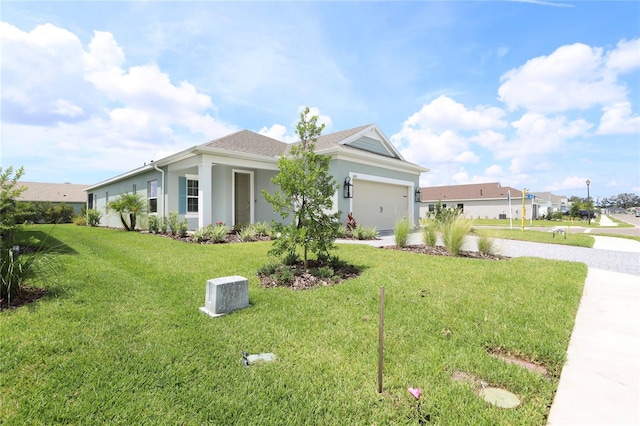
[
  {"x1": 85, "y1": 124, "x2": 428, "y2": 231},
  {"x1": 17, "y1": 181, "x2": 88, "y2": 215},
  {"x1": 417, "y1": 182, "x2": 540, "y2": 220},
  {"x1": 531, "y1": 191, "x2": 568, "y2": 216}
]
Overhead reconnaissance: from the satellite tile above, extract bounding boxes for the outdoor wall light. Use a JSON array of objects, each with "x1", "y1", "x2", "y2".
[
  {"x1": 343, "y1": 177, "x2": 353, "y2": 199},
  {"x1": 415, "y1": 187, "x2": 421, "y2": 203}
]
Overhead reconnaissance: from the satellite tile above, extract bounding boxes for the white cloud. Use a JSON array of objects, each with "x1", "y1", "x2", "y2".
[
  {"x1": 0, "y1": 22, "x2": 91, "y2": 124},
  {"x1": 497, "y1": 42, "x2": 631, "y2": 113},
  {"x1": 403, "y1": 95, "x2": 506, "y2": 133},
  {"x1": 597, "y1": 102, "x2": 640, "y2": 135},
  {"x1": 605, "y1": 38, "x2": 640, "y2": 73},
  {"x1": 485, "y1": 164, "x2": 504, "y2": 177},
  {"x1": 546, "y1": 176, "x2": 592, "y2": 192},
  {"x1": 258, "y1": 124, "x2": 292, "y2": 142},
  {"x1": 454, "y1": 151, "x2": 480, "y2": 163},
  {"x1": 392, "y1": 96, "x2": 508, "y2": 167},
  {"x1": 257, "y1": 106, "x2": 334, "y2": 143},
  {"x1": 1, "y1": 22, "x2": 237, "y2": 182}
]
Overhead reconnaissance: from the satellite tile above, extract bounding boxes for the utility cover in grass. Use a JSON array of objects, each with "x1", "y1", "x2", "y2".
[
  {"x1": 479, "y1": 387, "x2": 521, "y2": 408},
  {"x1": 242, "y1": 352, "x2": 276, "y2": 366}
]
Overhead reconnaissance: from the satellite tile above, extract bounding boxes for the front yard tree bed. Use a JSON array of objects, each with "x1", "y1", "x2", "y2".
[{"x1": 1, "y1": 225, "x2": 586, "y2": 425}]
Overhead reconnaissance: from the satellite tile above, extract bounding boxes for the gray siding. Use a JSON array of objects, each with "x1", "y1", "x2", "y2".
[{"x1": 348, "y1": 136, "x2": 394, "y2": 157}]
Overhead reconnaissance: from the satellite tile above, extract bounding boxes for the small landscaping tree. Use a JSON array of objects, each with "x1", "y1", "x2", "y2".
[
  {"x1": 1, "y1": 166, "x2": 37, "y2": 305},
  {"x1": 108, "y1": 193, "x2": 146, "y2": 231},
  {"x1": 262, "y1": 107, "x2": 341, "y2": 269}
]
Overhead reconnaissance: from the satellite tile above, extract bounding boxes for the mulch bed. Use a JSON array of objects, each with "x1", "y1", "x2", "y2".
[
  {"x1": 258, "y1": 259, "x2": 362, "y2": 290},
  {"x1": 383, "y1": 245, "x2": 510, "y2": 260},
  {"x1": 151, "y1": 232, "x2": 272, "y2": 244},
  {"x1": 0, "y1": 286, "x2": 48, "y2": 311}
]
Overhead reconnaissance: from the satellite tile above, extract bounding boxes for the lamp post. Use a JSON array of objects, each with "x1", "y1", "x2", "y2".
[{"x1": 586, "y1": 178, "x2": 591, "y2": 225}]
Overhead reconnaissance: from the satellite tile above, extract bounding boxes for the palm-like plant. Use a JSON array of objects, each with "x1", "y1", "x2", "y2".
[{"x1": 108, "y1": 193, "x2": 146, "y2": 231}]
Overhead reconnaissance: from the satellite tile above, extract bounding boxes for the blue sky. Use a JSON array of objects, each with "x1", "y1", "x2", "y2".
[{"x1": 1, "y1": 1, "x2": 638, "y2": 201}]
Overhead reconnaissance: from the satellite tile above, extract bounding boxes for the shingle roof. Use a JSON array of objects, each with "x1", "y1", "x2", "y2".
[
  {"x1": 17, "y1": 182, "x2": 88, "y2": 203},
  {"x1": 286, "y1": 124, "x2": 371, "y2": 153},
  {"x1": 419, "y1": 182, "x2": 522, "y2": 201},
  {"x1": 201, "y1": 125, "x2": 386, "y2": 159},
  {"x1": 200, "y1": 130, "x2": 287, "y2": 157}
]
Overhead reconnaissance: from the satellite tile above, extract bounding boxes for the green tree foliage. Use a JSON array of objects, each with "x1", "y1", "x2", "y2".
[
  {"x1": 262, "y1": 107, "x2": 341, "y2": 269},
  {"x1": 0, "y1": 166, "x2": 27, "y2": 245},
  {"x1": 17, "y1": 201, "x2": 76, "y2": 224},
  {"x1": 108, "y1": 193, "x2": 146, "y2": 231},
  {"x1": 569, "y1": 202, "x2": 581, "y2": 219},
  {"x1": 1, "y1": 166, "x2": 31, "y2": 305}
]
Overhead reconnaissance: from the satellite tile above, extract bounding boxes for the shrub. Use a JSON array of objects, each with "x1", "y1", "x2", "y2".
[
  {"x1": 159, "y1": 216, "x2": 168, "y2": 234},
  {"x1": 336, "y1": 224, "x2": 348, "y2": 238},
  {"x1": 73, "y1": 215, "x2": 87, "y2": 226},
  {"x1": 477, "y1": 234, "x2": 498, "y2": 256},
  {"x1": 148, "y1": 215, "x2": 160, "y2": 233},
  {"x1": 394, "y1": 217, "x2": 411, "y2": 248},
  {"x1": 87, "y1": 209, "x2": 102, "y2": 227},
  {"x1": 239, "y1": 224, "x2": 256, "y2": 242},
  {"x1": 167, "y1": 212, "x2": 179, "y2": 235},
  {"x1": 210, "y1": 224, "x2": 230, "y2": 243},
  {"x1": 1, "y1": 236, "x2": 58, "y2": 308},
  {"x1": 177, "y1": 219, "x2": 189, "y2": 238},
  {"x1": 441, "y1": 215, "x2": 472, "y2": 256},
  {"x1": 311, "y1": 266, "x2": 334, "y2": 279},
  {"x1": 283, "y1": 252, "x2": 300, "y2": 266},
  {"x1": 253, "y1": 221, "x2": 273, "y2": 237},
  {"x1": 193, "y1": 228, "x2": 208, "y2": 243},
  {"x1": 421, "y1": 225, "x2": 437, "y2": 247},
  {"x1": 352, "y1": 225, "x2": 378, "y2": 240}
]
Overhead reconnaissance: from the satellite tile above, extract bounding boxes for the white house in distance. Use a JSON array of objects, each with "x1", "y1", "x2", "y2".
[
  {"x1": 531, "y1": 191, "x2": 569, "y2": 216},
  {"x1": 417, "y1": 182, "x2": 541, "y2": 220},
  {"x1": 18, "y1": 181, "x2": 88, "y2": 215},
  {"x1": 85, "y1": 124, "x2": 429, "y2": 231}
]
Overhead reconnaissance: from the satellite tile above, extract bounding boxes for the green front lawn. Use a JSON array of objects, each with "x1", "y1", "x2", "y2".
[
  {"x1": 1, "y1": 225, "x2": 586, "y2": 425},
  {"x1": 469, "y1": 218, "x2": 595, "y2": 227},
  {"x1": 471, "y1": 228, "x2": 595, "y2": 248}
]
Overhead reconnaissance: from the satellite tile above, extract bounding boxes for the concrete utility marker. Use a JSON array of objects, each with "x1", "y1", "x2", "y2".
[{"x1": 200, "y1": 275, "x2": 250, "y2": 318}]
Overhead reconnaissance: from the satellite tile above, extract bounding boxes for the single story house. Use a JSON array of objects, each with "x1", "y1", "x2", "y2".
[
  {"x1": 531, "y1": 191, "x2": 568, "y2": 216},
  {"x1": 17, "y1": 181, "x2": 88, "y2": 215},
  {"x1": 417, "y1": 182, "x2": 540, "y2": 220},
  {"x1": 85, "y1": 124, "x2": 428, "y2": 231}
]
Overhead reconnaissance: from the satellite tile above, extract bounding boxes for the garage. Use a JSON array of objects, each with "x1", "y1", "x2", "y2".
[{"x1": 352, "y1": 179, "x2": 410, "y2": 230}]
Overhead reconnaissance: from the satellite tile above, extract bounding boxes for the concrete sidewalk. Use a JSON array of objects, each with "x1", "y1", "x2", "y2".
[
  {"x1": 547, "y1": 268, "x2": 640, "y2": 425},
  {"x1": 337, "y1": 229, "x2": 640, "y2": 425}
]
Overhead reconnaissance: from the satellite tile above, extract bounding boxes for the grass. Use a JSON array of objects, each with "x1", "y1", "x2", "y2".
[
  {"x1": 604, "y1": 215, "x2": 636, "y2": 228},
  {"x1": 1, "y1": 225, "x2": 587, "y2": 425},
  {"x1": 393, "y1": 217, "x2": 411, "y2": 248},
  {"x1": 469, "y1": 218, "x2": 597, "y2": 228},
  {"x1": 472, "y1": 228, "x2": 595, "y2": 248}
]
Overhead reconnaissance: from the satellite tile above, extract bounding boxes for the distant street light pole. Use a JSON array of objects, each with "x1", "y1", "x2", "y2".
[{"x1": 586, "y1": 179, "x2": 591, "y2": 225}]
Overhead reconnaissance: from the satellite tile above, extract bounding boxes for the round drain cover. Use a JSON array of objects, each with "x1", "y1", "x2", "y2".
[{"x1": 479, "y1": 387, "x2": 521, "y2": 409}]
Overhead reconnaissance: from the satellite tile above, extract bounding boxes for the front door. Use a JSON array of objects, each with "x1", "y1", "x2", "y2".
[{"x1": 234, "y1": 172, "x2": 251, "y2": 226}]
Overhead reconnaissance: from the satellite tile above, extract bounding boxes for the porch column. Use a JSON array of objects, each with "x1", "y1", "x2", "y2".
[{"x1": 198, "y1": 162, "x2": 213, "y2": 229}]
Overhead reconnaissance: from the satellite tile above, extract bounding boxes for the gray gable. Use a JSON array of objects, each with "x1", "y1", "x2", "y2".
[{"x1": 347, "y1": 136, "x2": 395, "y2": 157}]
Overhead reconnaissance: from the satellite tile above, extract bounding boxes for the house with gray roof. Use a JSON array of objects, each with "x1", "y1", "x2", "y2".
[
  {"x1": 417, "y1": 182, "x2": 539, "y2": 220},
  {"x1": 531, "y1": 191, "x2": 568, "y2": 216},
  {"x1": 18, "y1": 181, "x2": 88, "y2": 214},
  {"x1": 85, "y1": 124, "x2": 428, "y2": 231}
]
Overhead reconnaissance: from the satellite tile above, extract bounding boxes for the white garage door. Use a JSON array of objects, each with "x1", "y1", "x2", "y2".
[{"x1": 352, "y1": 180, "x2": 409, "y2": 230}]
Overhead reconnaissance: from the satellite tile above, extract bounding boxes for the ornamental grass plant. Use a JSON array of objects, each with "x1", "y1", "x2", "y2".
[
  {"x1": 441, "y1": 215, "x2": 472, "y2": 256},
  {"x1": 393, "y1": 217, "x2": 411, "y2": 248}
]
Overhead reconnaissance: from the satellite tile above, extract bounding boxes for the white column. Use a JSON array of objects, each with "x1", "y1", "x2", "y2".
[{"x1": 198, "y1": 162, "x2": 213, "y2": 229}]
